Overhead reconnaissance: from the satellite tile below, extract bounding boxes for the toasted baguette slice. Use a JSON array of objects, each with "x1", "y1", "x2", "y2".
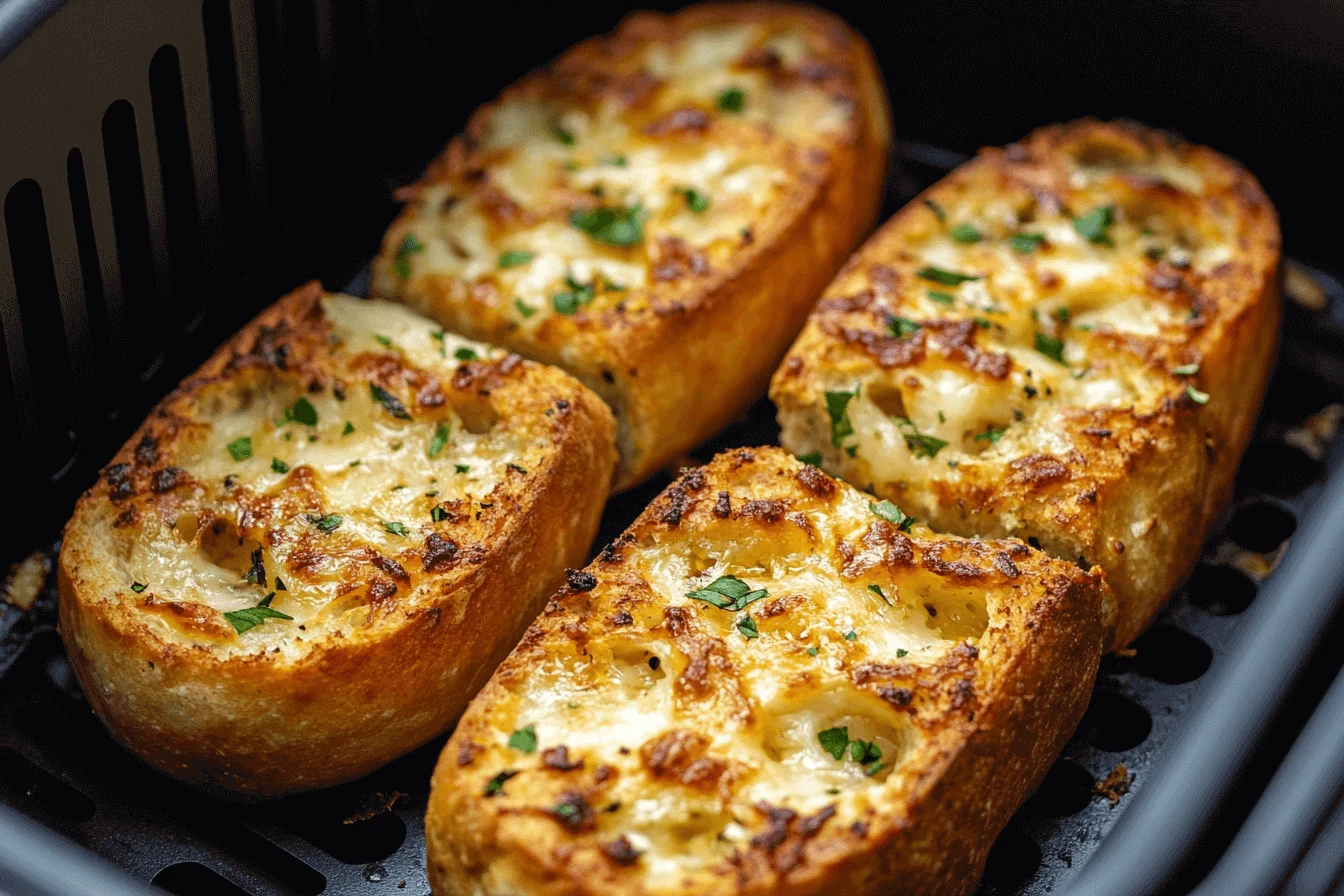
[
  {"x1": 771, "y1": 120, "x2": 1281, "y2": 649},
  {"x1": 370, "y1": 2, "x2": 891, "y2": 490},
  {"x1": 58, "y1": 283, "x2": 616, "y2": 797},
  {"x1": 426, "y1": 446, "x2": 1102, "y2": 896}
]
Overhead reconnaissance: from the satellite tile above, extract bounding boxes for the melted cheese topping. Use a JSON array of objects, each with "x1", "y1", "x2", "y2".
[
  {"x1": 493, "y1": 484, "x2": 994, "y2": 876},
  {"x1": 373, "y1": 19, "x2": 854, "y2": 329},
  {"x1": 118, "y1": 296, "x2": 536, "y2": 645}
]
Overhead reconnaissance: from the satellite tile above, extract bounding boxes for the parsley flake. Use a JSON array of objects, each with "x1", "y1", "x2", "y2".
[
  {"x1": 551, "y1": 275, "x2": 596, "y2": 315},
  {"x1": 508, "y1": 725, "x2": 538, "y2": 754},
  {"x1": 798, "y1": 452, "x2": 823, "y2": 467},
  {"x1": 341, "y1": 421, "x2": 355, "y2": 436},
  {"x1": 676, "y1": 187, "x2": 710, "y2": 213},
  {"x1": 271, "y1": 457, "x2": 289, "y2": 474},
  {"x1": 513, "y1": 298, "x2": 537, "y2": 318},
  {"x1": 454, "y1": 346, "x2": 478, "y2": 361},
  {"x1": 950, "y1": 223, "x2": 982, "y2": 244},
  {"x1": 226, "y1": 436, "x2": 253, "y2": 461},
  {"x1": 716, "y1": 86, "x2": 745, "y2": 113},
  {"x1": 1010, "y1": 232, "x2": 1046, "y2": 254},
  {"x1": 374, "y1": 334, "x2": 393, "y2": 348},
  {"x1": 923, "y1": 199, "x2": 946, "y2": 222},
  {"x1": 306, "y1": 513, "x2": 342, "y2": 533},
  {"x1": 825, "y1": 390, "x2": 856, "y2": 447},
  {"x1": 844, "y1": 630, "x2": 858, "y2": 641},
  {"x1": 686, "y1": 574, "x2": 768, "y2": 611},
  {"x1": 818, "y1": 726, "x2": 849, "y2": 760},
  {"x1": 871, "y1": 500, "x2": 916, "y2": 532},
  {"x1": 393, "y1": 232, "x2": 424, "y2": 279},
  {"x1": 889, "y1": 316, "x2": 921, "y2": 338},
  {"x1": 454, "y1": 464, "x2": 470, "y2": 474},
  {"x1": 131, "y1": 581, "x2": 148, "y2": 593},
  {"x1": 1073, "y1": 205, "x2": 1116, "y2": 246},
  {"x1": 427, "y1": 421, "x2": 450, "y2": 459},
  {"x1": 431, "y1": 506, "x2": 449, "y2": 522},
  {"x1": 498, "y1": 251, "x2": 536, "y2": 268},
  {"x1": 896, "y1": 648, "x2": 909, "y2": 658},
  {"x1": 485, "y1": 769, "x2": 518, "y2": 797},
  {"x1": 569, "y1": 205, "x2": 644, "y2": 247},
  {"x1": 384, "y1": 521, "x2": 409, "y2": 536},
  {"x1": 974, "y1": 427, "x2": 1006, "y2": 443},
  {"x1": 551, "y1": 124, "x2": 575, "y2": 146},
  {"x1": 867, "y1": 584, "x2": 891, "y2": 605},
  {"x1": 736, "y1": 615, "x2": 759, "y2": 640},
  {"x1": 223, "y1": 595, "x2": 293, "y2": 634},
  {"x1": 1172, "y1": 363, "x2": 1200, "y2": 376},
  {"x1": 369, "y1": 383, "x2": 411, "y2": 419},
  {"x1": 807, "y1": 646, "x2": 820, "y2": 657},
  {"x1": 896, "y1": 418, "x2": 948, "y2": 458},
  {"x1": 927, "y1": 289, "x2": 956, "y2": 305},
  {"x1": 917, "y1": 266, "x2": 981, "y2": 286},
  {"x1": 1034, "y1": 332, "x2": 1066, "y2": 364},
  {"x1": 1186, "y1": 385, "x2": 1211, "y2": 404}
]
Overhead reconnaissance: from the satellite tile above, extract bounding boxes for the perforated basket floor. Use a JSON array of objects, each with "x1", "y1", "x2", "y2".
[{"x1": 3, "y1": 136, "x2": 1343, "y2": 896}]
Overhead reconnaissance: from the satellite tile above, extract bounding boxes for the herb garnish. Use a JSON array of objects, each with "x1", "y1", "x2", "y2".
[
  {"x1": 223, "y1": 592, "x2": 293, "y2": 634},
  {"x1": 889, "y1": 316, "x2": 921, "y2": 338},
  {"x1": 551, "y1": 124, "x2": 575, "y2": 146},
  {"x1": 716, "y1": 86, "x2": 745, "y2": 113},
  {"x1": 514, "y1": 299, "x2": 537, "y2": 318},
  {"x1": 736, "y1": 615, "x2": 759, "y2": 640},
  {"x1": 430, "y1": 506, "x2": 449, "y2": 523},
  {"x1": 1171, "y1": 363, "x2": 1200, "y2": 376},
  {"x1": 798, "y1": 452, "x2": 823, "y2": 467},
  {"x1": 508, "y1": 725, "x2": 538, "y2": 754},
  {"x1": 427, "y1": 421, "x2": 450, "y2": 459},
  {"x1": 923, "y1": 199, "x2": 946, "y2": 222},
  {"x1": 870, "y1": 500, "x2": 916, "y2": 532},
  {"x1": 1010, "y1": 232, "x2": 1046, "y2": 254},
  {"x1": 227, "y1": 436, "x2": 253, "y2": 461},
  {"x1": 552, "y1": 275, "x2": 596, "y2": 315},
  {"x1": 825, "y1": 390, "x2": 856, "y2": 447},
  {"x1": 454, "y1": 347, "x2": 477, "y2": 361},
  {"x1": 306, "y1": 513, "x2": 343, "y2": 533},
  {"x1": 383, "y1": 521, "x2": 409, "y2": 536},
  {"x1": 454, "y1": 464, "x2": 471, "y2": 474},
  {"x1": 485, "y1": 769, "x2": 518, "y2": 797},
  {"x1": 271, "y1": 457, "x2": 289, "y2": 474},
  {"x1": 275, "y1": 397, "x2": 318, "y2": 427},
  {"x1": 1073, "y1": 205, "x2": 1115, "y2": 246},
  {"x1": 686, "y1": 574, "x2": 768, "y2": 611},
  {"x1": 369, "y1": 383, "x2": 411, "y2": 419},
  {"x1": 131, "y1": 581, "x2": 148, "y2": 593},
  {"x1": 1034, "y1": 332, "x2": 1066, "y2": 364},
  {"x1": 917, "y1": 266, "x2": 981, "y2": 286},
  {"x1": 393, "y1": 233, "x2": 424, "y2": 279},
  {"x1": 895, "y1": 418, "x2": 948, "y2": 458},
  {"x1": 1186, "y1": 385, "x2": 1210, "y2": 404},
  {"x1": 498, "y1": 251, "x2": 535, "y2": 268},
  {"x1": 950, "y1": 223, "x2": 982, "y2": 244},
  {"x1": 927, "y1": 289, "x2": 956, "y2": 305},
  {"x1": 569, "y1": 205, "x2": 644, "y2": 247},
  {"x1": 867, "y1": 584, "x2": 892, "y2": 605},
  {"x1": 974, "y1": 427, "x2": 1006, "y2": 443},
  {"x1": 818, "y1": 726, "x2": 850, "y2": 760},
  {"x1": 676, "y1": 187, "x2": 710, "y2": 213}
]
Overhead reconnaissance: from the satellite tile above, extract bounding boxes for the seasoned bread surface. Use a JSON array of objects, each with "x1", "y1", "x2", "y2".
[
  {"x1": 58, "y1": 283, "x2": 616, "y2": 796},
  {"x1": 771, "y1": 120, "x2": 1281, "y2": 648},
  {"x1": 426, "y1": 447, "x2": 1103, "y2": 896},
  {"x1": 371, "y1": 2, "x2": 891, "y2": 489}
]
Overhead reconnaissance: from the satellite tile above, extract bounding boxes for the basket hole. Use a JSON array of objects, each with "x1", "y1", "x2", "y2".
[
  {"x1": 67, "y1": 148, "x2": 117, "y2": 422},
  {"x1": 1022, "y1": 759, "x2": 1094, "y2": 817},
  {"x1": 1226, "y1": 500, "x2": 1297, "y2": 553},
  {"x1": 1187, "y1": 563, "x2": 1258, "y2": 616},
  {"x1": 282, "y1": 799, "x2": 406, "y2": 865},
  {"x1": 1239, "y1": 441, "x2": 1321, "y2": 497},
  {"x1": 982, "y1": 824, "x2": 1042, "y2": 890},
  {"x1": 1077, "y1": 692, "x2": 1152, "y2": 752},
  {"x1": 1121, "y1": 626, "x2": 1213, "y2": 684},
  {"x1": 0, "y1": 747, "x2": 95, "y2": 823},
  {"x1": 153, "y1": 862, "x2": 254, "y2": 896},
  {"x1": 1261, "y1": 367, "x2": 1332, "y2": 424},
  {"x1": 150, "y1": 44, "x2": 205, "y2": 336}
]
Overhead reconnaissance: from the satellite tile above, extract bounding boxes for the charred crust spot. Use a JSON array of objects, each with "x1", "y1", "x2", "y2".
[
  {"x1": 565, "y1": 569, "x2": 598, "y2": 592},
  {"x1": 739, "y1": 499, "x2": 785, "y2": 523},
  {"x1": 651, "y1": 235, "x2": 710, "y2": 282},
  {"x1": 730, "y1": 449, "x2": 756, "y2": 468},
  {"x1": 368, "y1": 577, "x2": 399, "y2": 606},
  {"x1": 416, "y1": 382, "x2": 446, "y2": 408},
  {"x1": 457, "y1": 741, "x2": 480, "y2": 766},
  {"x1": 372, "y1": 555, "x2": 410, "y2": 581},
  {"x1": 1083, "y1": 427, "x2": 1113, "y2": 438},
  {"x1": 878, "y1": 686, "x2": 914, "y2": 707},
  {"x1": 929, "y1": 319, "x2": 1011, "y2": 379},
  {"x1": 951, "y1": 678, "x2": 976, "y2": 709},
  {"x1": 642, "y1": 106, "x2": 710, "y2": 136},
  {"x1": 639, "y1": 729, "x2": 708, "y2": 778},
  {"x1": 1009, "y1": 454, "x2": 1070, "y2": 487},
  {"x1": 681, "y1": 468, "x2": 706, "y2": 492},
  {"x1": 817, "y1": 290, "x2": 875, "y2": 314},
  {"x1": 422, "y1": 533, "x2": 459, "y2": 572},
  {"x1": 551, "y1": 791, "x2": 595, "y2": 831},
  {"x1": 658, "y1": 487, "x2": 690, "y2": 526},
  {"x1": 993, "y1": 552, "x2": 1021, "y2": 578},
  {"x1": 114, "y1": 507, "x2": 138, "y2": 528},
  {"x1": 104, "y1": 463, "x2": 134, "y2": 502},
  {"x1": 850, "y1": 820, "x2": 870, "y2": 838},
  {"x1": 609, "y1": 611, "x2": 634, "y2": 626},
  {"x1": 594, "y1": 764, "x2": 616, "y2": 783},
  {"x1": 714, "y1": 491, "x2": 732, "y2": 518},
  {"x1": 798, "y1": 804, "x2": 837, "y2": 837},
  {"x1": 602, "y1": 835, "x2": 641, "y2": 866},
  {"x1": 750, "y1": 802, "x2": 798, "y2": 851},
  {"x1": 795, "y1": 465, "x2": 836, "y2": 498},
  {"x1": 542, "y1": 746, "x2": 583, "y2": 771},
  {"x1": 498, "y1": 353, "x2": 523, "y2": 375},
  {"x1": 150, "y1": 467, "x2": 186, "y2": 494},
  {"x1": 599, "y1": 536, "x2": 630, "y2": 564},
  {"x1": 134, "y1": 434, "x2": 158, "y2": 466},
  {"x1": 835, "y1": 325, "x2": 926, "y2": 368}
]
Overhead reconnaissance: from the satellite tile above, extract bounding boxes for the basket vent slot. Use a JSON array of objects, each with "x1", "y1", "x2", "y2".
[
  {"x1": 152, "y1": 863, "x2": 255, "y2": 896},
  {"x1": 101, "y1": 99, "x2": 164, "y2": 383},
  {"x1": 4, "y1": 178, "x2": 76, "y2": 479},
  {"x1": 0, "y1": 746, "x2": 95, "y2": 825},
  {"x1": 66, "y1": 148, "x2": 119, "y2": 424},
  {"x1": 150, "y1": 44, "x2": 206, "y2": 337}
]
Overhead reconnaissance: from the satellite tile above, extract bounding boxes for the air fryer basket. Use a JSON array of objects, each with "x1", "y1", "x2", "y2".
[{"x1": 4, "y1": 2, "x2": 1344, "y2": 895}]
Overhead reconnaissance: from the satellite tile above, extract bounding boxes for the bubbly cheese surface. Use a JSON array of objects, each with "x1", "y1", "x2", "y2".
[{"x1": 372, "y1": 16, "x2": 857, "y2": 332}]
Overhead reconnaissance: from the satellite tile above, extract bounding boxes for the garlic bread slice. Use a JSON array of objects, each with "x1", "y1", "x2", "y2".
[
  {"x1": 371, "y1": 2, "x2": 891, "y2": 490},
  {"x1": 58, "y1": 282, "x2": 616, "y2": 796},
  {"x1": 771, "y1": 120, "x2": 1281, "y2": 648},
  {"x1": 427, "y1": 446, "x2": 1102, "y2": 896}
]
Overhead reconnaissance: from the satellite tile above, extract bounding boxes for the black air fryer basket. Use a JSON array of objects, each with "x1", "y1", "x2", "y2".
[{"x1": 3, "y1": 2, "x2": 1344, "y2": 895}]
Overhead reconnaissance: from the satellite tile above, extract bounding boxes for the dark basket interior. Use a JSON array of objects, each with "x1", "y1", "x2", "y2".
[{"x1": 4, "y1": 2, "x2": 1344, "y2": 895}]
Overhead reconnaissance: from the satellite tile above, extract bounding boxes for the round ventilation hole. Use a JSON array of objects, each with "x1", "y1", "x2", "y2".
[
  {"x1": 982, "y1": 824, "x2": 1042, "y2": 890},
  {"x1": 1022, "y1": 759, "x2": 1094, "y2": 817},
  {"x1": 1121, "y1": 625, "x2": 1213, "y2": 684},
  {"x1": 1225, "y1": 500, "x2": 1297, "y2": 553},
  {"x1": 1187, "y1": 563, "x2": 1258, "y2": 615},
  {"x1": 1078, "y1": 691, "x2": 1152, "y2": 752},
  {"x1": 1240, "y1": 442, "x2": 1321, "y2": 497}
]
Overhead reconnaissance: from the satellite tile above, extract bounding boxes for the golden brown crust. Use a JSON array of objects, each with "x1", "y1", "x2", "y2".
[
  {"x1": 771, "y1": 119, "x2": 1282, "y2": 648},
  {"x1": 370, "y1": 2, "x2": 892, "y2": 489},
  {"x1": 58, "y1": 282, "x2": 617, "y2": 797},
  {"x1": 426, "y1": 447, "x2": 1102, "y2": 895}
]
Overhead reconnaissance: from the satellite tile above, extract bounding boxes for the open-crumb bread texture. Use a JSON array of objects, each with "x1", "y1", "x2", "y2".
[
  {"x1": 58, "y1": 283, "x2": 616, "y2": 797},
  {"x1": 427, "y1": 446, "x2": 1103, "y2": 896},
  {"x1": 771, "y1": 119, "x2": 1282, "y2": 649},
  {"x1": 370, "y1": 2, "x2": 891, "y2": 490}
]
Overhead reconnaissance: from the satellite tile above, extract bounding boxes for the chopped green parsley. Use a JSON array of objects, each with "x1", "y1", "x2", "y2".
[
  {"x1": 1034, "y1": 332, "x2": 1066, "y2": 364},
  {"x1": 716, "y1": 86, "x2": 745, "y2": 113},
  {"x1": 736, "y1": 615, "x2": 759, "y2": 640},
  {"x1": 498, "y1": 250, "x2": 536, "y2": 268},
  {"x1": 508, "y1": 725, "x2": 538, "y2": 754},
  {"x1": 393, "y1": 233, "x2": 424, "y2": 279},
  {"x1": 226, "y1": 436, "x2": 253, "y2": 461},
  {"x1": 306, "y1": 513, "x2": 342, "y2": 533},
  {"x1": 1010, "y1": 232, "x2": 1046, "y2": 254},
  {"x1": 950, "y1": 223, "x2": 982, "y2": 244},
  {"x1": 1073, "y1": 205, "x2": 1116, "y2": 246},
  {"x1": 895, "y1": 418, "x2": 948, "y2": 458},
  {"x1": 686, "y1": 574, "x2": 768, "y2": 611},
  {"x1": 870, "y1": 500, "x2": 916, "y2": 532},
  {"x1": 917, "y1": 266, "x2": 981, "y2": 286},
  {"x1": 383, "y1": 521, "x2": 410, "y2": 536},
  {"x1": 369, "y1": 383, "x2": 412, "y2": 419},
  {"x1": 271, "y1": 457, "x2": 289, "y2": 474},
  {"x1": 825, "y1": 390, "x2": 856, "y2": 447},
  {"x1": 569, "y1": 205, "x2": 644, "y2": 247}
]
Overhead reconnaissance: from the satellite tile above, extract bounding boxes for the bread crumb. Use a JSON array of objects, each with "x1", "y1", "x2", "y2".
[
  {"x1": 1093, "y1": 764, "x2": 1131, "y2": 806},
  {"x1": 343, "y1": 790, "x2": 405, "y2": 824},
  {"x1": 4, "y1": 552, "x2": 49, "y2": 611}
]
